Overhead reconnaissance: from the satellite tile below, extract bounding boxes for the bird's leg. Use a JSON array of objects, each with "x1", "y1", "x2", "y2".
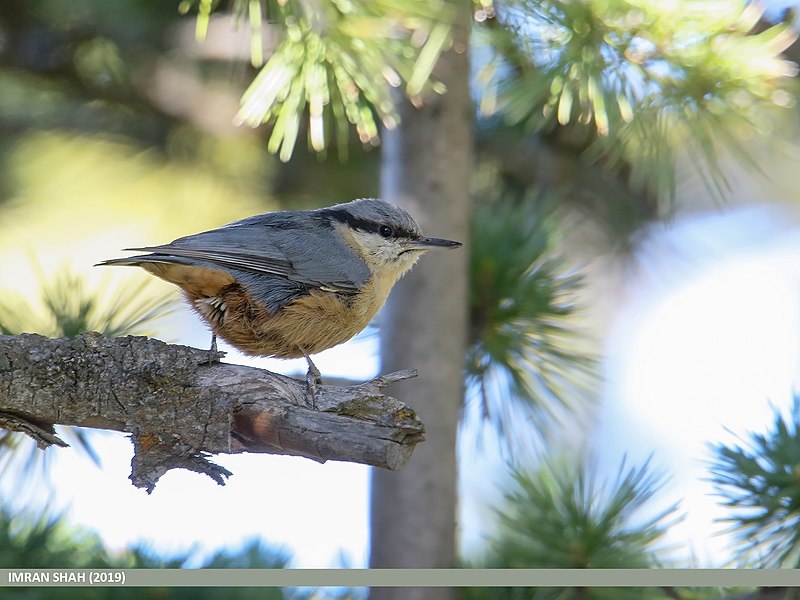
[
  {"x1": 300, "y1": 348, "x2": 322, "y2": 409},
  {"x1": 204, "y1": 333, "x2": 219, "y2": 365}
]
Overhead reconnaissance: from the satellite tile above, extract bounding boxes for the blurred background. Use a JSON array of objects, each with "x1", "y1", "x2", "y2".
[{"x1": 3, "y1": 0, "x2": 800, "y2": 598}]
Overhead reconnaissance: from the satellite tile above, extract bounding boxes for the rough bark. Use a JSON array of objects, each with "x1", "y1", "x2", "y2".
[
  {"x1": 0, "y1": 333, "x2": 424, "y2": 492},
  {"x1": 368, "y1": 3, "x2": 472, "y2": 600}
]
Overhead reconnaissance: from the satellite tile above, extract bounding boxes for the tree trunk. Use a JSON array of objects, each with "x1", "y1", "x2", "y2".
[{"x1": 368, "y1": 4, "x2": 472, "y2": 599}]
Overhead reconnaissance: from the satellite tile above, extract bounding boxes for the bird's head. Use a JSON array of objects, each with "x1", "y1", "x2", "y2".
[{"x1": 320, "y1": 198, "x2": 462, "y2": 283}]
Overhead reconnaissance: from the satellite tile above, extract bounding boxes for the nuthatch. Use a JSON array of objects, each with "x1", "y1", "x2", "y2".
[{"x1": 98, "y1": 198, "x2": 462, "y2": 401}]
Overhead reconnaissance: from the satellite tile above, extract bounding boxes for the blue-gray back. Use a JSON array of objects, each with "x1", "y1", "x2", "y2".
[{"x1": 129, "y1": 206, "x2": 373, "y2": 313}]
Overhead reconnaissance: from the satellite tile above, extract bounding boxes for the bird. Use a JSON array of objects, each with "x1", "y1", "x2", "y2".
[{"x1": 97, "y1": 198, "x2": 462, "y2": 404}]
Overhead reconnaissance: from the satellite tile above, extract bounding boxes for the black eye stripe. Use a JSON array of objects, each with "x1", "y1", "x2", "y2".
[{"x1": 321, "y1": 209, "x2": 416, "y2": 239}]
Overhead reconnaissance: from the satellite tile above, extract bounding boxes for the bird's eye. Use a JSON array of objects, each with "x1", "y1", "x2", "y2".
[{"x1": 379, "y1": 225, "x2": 393, "y2": 238}]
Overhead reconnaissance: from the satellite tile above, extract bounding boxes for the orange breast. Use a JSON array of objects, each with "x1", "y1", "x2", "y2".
[{"x1": 142, "y1": 261, "x2": 384, "y2": 359}]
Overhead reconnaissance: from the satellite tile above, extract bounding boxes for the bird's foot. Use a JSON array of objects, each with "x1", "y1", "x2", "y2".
[
  {"x1": 202, "y1": 334, "x2": 225, "y2": 365},
  {"x1": 301, "y1": 350, "x2": 323, "y2": 409}
]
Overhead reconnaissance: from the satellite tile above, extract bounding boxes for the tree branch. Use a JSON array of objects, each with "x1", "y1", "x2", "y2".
[{"x1": 0, "y1": 333, "x2": 424, "y2": 492}]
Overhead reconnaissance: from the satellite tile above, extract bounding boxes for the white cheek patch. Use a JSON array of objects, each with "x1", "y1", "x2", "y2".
[
  {"x1": 351, "y1": 231, "x2": 399, "y2": 265},
  {"x1": 349, "y1": 230, "x2": 424, "y2": 280}
]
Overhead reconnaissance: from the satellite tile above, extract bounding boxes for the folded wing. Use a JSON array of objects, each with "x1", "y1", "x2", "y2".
[{"x1": 113, "y1": 214, "x2": 371, "y2": 295}]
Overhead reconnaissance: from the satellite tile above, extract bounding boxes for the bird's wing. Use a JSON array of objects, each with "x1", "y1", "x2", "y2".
[
  {"x1": 124, "y1": 245, "x2": 293, "y2": 279},
  {"x1": 127, "y1": 218, "x2": 371, "y2": 294}
]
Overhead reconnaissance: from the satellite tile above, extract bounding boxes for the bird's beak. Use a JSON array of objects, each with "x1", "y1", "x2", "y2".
[{"x1": 406, "y1": 237, "x2": 462, "y2": 251}]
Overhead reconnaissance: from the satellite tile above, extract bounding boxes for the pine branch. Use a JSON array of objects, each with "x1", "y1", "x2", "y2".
[{"x1": 0, "y1": 333, "x2": 424, "y2": 493}]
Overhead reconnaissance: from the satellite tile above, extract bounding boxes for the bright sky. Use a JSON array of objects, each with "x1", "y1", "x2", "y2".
[{"x1": 595, "y1": 203, "x2": 800, "y2": 566}]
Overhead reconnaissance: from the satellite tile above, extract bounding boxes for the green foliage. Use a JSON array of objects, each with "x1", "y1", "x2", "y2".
[
  {"x1": 0, "y1": 504, "x2": 289, "y2": 599},
  {"x1": 466, "y1": 455, "x2": 679, "y2": 600},
  {"x1": 0, "y1": 506, "x2": 108, "y2": 571},
  {"x1": 482, "y1": 0, "x2": 797, "y2": 202},
  {"x1": 115, "y1": 540, "x2": 289, "y2": 600},
  {"x1": 184, "y1": 0, "x2": 798, "y2": 194},
  {"x1": 0, "y1": 269, "x2": 173, "y2": 339},
  {"x1": 710, "y1": 395, "x2": 800, "y2": 568},
  {"x1": 185, "y1": 0, "x2": 455, "y2": 161},
  {"x1": 493, "y1": 456, "x2": 675, "y2": 568},
  {"x1": 467, "y1": 192, "x2": 595, "y2": 442}
]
